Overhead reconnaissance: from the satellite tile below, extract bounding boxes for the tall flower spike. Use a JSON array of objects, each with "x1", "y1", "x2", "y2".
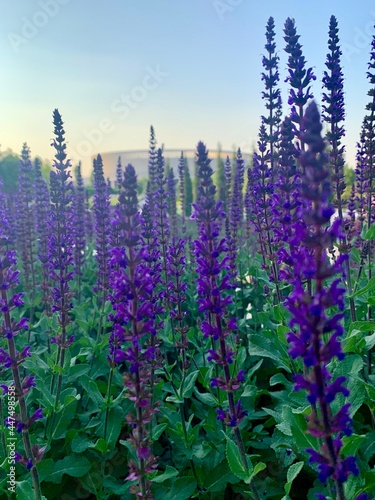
[
  {"x1": 34, "y1": 158, "x2": 51, "y2": 314},
  {"x1": 283, "y1": 17, "x2": 316, "y2": 150},
  {"x1": 48, "y1": 109, "x2": 75, "y2": 335},
  {"x1": 147, "y1": 125, "x2": 157, "y2": 197},
  {"x1": 116, "y1": 155, "x2": 123, "y2": 192},
  {"x1": 84, "y1": 188, "x2": 94, "y2": 243},
  {"x1": 178, "y1": 152, "x2": 186, "y2": 234},
  {"x1": 154, "y1": 147, "x2": 170, "y2": 298},
  {"x1": 192, "y1": 141, "x2": 261, "y2": 498},
  {"x1": 322, "y1": 15, "x2": 346, "y2": 220},
  {"x1": 285, "y1": 101, "x2": 358, "y2": 496},
  {"x1": 109, "y1": 164, "x2": 158, "y2": 498},
  {"x1": 73, "y1": 162, "x2": 86, "y2": 302},
  {"x1": 0, "y1": 181, "x2": 43, "y2": 499},
  {"x1": 261, "y1": 16, "x2": 282, "y2": 178},
  {"x1": 16, "y1": 143, "x2": 36, "y2": 297},
  {"x1": 93, "y1": 154, "x2": 111, "y2": 304},
  {"x1": 167, "y1": 167, "x2": 178, "y2": 239}
]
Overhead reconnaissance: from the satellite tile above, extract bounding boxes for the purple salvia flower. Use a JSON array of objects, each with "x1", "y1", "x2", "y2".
[
  {"x1": 192, "y1": 141, "x2": 261, "y2": 496},
  {"x1": 73, "y1": 162, "x2": 86, "y2": 302},
  {"x1": 167, "y1": 237, "x2": 189, "y2": 369},
  {"x1": 283, "y1": 17, "x2": 316, "y2": 151},
  {"x1": 0, "y1": 187, "x2": 43, "y2": 495},
  {"x1": 48, "y1": 109, "x2": 75, "y2": 338},
  {"x1": 116, "y1": 155, "x2": 123, "y2": 192},
  {"x1": 261, "y1": 16, "x2": 282, "y2": 179},
  {"x1": 34, "y1": 157, "x2": 51, "y2": 314},
  {"x1": 272, "y1": 116, "x2": 305, "y2": 281},
  {"x1": 230, "y1": 148, "x2": 245, "y2": 249},
  {"x1": 147, "y1": 125, "x2": 158, "y2": 197},
  {"x1": 178, "y1": 151, "x2": 186, "y2": 234},
  {"x1": 154, "y1": 147, "x2": 171, "y2": 298},
  {"x1": 192, "y1": 141, "x2": 246, "y2": 428},
  {"x1": 285, "y1": 101, "x2": 357, "y2": 495},
  {"x1": 84, "y1": 188, "x2": 94, "y2": 243},
  {"x1": 224, "y1": 155, "x2": 232, "y2": 204},
  {"x1": 16, "y1": 143, "x2": 36, "y2": 296},
  {"x1": 167, "y1": 167, "x2": 178, "y2": 239},
  {"x1": 322, "y1": 16, "x2": 356, "y2": 320},
  {"x1": 93, "y1": 154, "x2": 111, "y2": 304},
  {"x1": 109, "y1": 163, "x2": 158, "y2": 498},
  {"x1": 355, "y1": 129, "x2": 367, "y2": 227},
  {"x1": 322, "y1": 15, "x2": 346, "y2": 220}
]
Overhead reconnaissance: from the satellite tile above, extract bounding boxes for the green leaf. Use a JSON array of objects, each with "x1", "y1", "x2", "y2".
[
  {"x1": 90, "y1": 438, "x2": 107, "y2": 454},
  {"x1": 364, "y1": 224, "x2": 375, "y2": 240},
  {"x1": 348, "y1": 278, "x2": 375, "y2": 299},
  {"x1": 341, "y1": 434, "x2": 366, "y2": 457},
  {"x1": 193, "y1": 388, "x2": 217, "y2": 407},
  {"x1": 152, "y1": 465, "x2": 179, "y2": 483},
  {"x1": 71, "y1": 433, "x2": 92, "y2": 453},
  {"x1": 15, "y1": 479, "x2": 33, "y2": 500},
  {"x1": 99, "y1": 406, "x2": 123, "y2": 450},
  {"x1": 248, "y1": 334, "x2": 292, "y2": 373},
  {"x1": 47, "y1": 456, "x2": 92, "y2": 483},
  {"x1": 36, "y1": 458, "x2": 55, "y2": 482},
  {"x1": 365, "y1": 332, "x2": 375, "y2": 350},
  {"x1": 224, "y1": 435, "x2": 253, "y2": 482},
  {"x1": 51, "y1": 398, "x2": 78, "y2": 440},
  {"x1": 284, "y1": 461, "x2": 304, "y2": 495},
  {"x1": 181, "y1": 370, "x2": 199, "y2": 399},
  {"x1": 152, "y1": 423, "x2": 168, "y2": 441},
  {"x1": 80, "y1": 375, "x2": 105, "y2": 406},
  {"x1": 349, "y1": 320, "x2": 375, "y2": 333}
]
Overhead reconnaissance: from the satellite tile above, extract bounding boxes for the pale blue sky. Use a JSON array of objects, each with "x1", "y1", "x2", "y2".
[{"x1": 1, "y1": 0, "x2": 375, "y2": 176}]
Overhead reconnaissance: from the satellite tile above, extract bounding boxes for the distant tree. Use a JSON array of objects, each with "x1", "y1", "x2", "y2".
[{"x1": 0, "y1": 151, "x2": 19, "y2": 192}]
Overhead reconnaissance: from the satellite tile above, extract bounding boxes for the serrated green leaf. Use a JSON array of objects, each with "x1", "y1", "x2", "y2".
[
  {"x1": 284, "y1": 461, "x2": 304, "y2": 494},
  {"x1": 15, "y1": 479, "x2": 34, "y2": 500},
  {"x1": 224, "y1": 435, "x2": 253, "y2": 481},
  {"x1": 152, "y1": 465, "x2": 179, "y2": 483}
]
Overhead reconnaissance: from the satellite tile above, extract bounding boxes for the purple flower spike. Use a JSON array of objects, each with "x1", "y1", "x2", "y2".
[
  {"x1": 193, "y1": 141, "x2": 251, "y2": 489},
  {"x1": 284, "y1": 101, "x2": 358, "y2": 494}
]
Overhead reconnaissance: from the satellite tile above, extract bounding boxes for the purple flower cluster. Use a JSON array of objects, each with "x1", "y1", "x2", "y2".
[
  {"x1": 34, "y1": 157, "x2": 51, "y2": 313},
  {"x1": 109, "y1": 164, "x2": 158, "y2": 498},
  {"x1": 192, "y1": 141, "x2": 246, "y2": 428},
  {"x1": 283, "y1": 17, "x2": 316, "y2": 147},
  {"x1": 285, "y1": 101, "x2": 358, "y2": 495},
  {"x1": 16, "y1": 143, "x2": 36, "y2": 295},
  {"x1": 93, "y1": 154, "x2": 111, "y2": 303},
  {"x1": 322, "y1": 15, "x2": 346, "y2": 220},
  {"x1": 0, "y1": 182, "x2": 44, "y2": 494}
]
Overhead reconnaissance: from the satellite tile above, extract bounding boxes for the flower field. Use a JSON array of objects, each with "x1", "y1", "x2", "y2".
[{"x1": 1, "y1": 15, "x2": 375, "y2": 500}]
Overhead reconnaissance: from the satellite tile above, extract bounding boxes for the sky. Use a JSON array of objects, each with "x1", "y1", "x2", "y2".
[{"x1": 1, "y1": 0, "x2": 375, "y2": 177}]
